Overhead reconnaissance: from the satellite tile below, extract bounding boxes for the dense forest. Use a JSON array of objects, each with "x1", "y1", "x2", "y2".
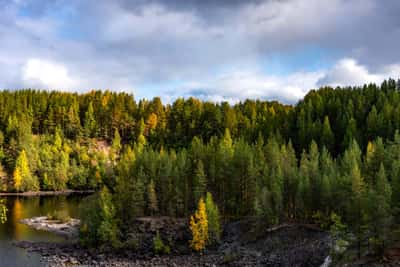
[{"x1": 0, "y1": 79, "x2": 400, "y2": 259}]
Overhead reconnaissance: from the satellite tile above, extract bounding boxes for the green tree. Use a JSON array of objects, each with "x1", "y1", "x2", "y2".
[
  {"x1": 147, "y1": 179, "x2": 158, "y2": 215},
  {"x1": 366, "y1": 163, "x2": 392, "y2": 253},
  {"x1": 112, "y1": 128, "x2": 122, "y2": 153},
  {"x1": 84, "y1": 102, "x2": 96, "y2": 138},
  {"x1": 80, "y1": 187, "x2": 118, "y2": 247},
  {"x1": 348, "y1": 162, "x2": 366, "y2": 259},
  {"x1": 205, "y1": 192, "x2": 221, "y2": 244},
  {"x1": 193, "y1": 160, "x2": 207, "y2": 205},
  {"x1": 321, "y1": 116, "x2": 334, "y2": 152}
]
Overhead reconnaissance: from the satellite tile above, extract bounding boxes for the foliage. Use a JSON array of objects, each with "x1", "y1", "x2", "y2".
[
  {"x1": 153, "y1": 231, "x2": 170, "y2": 254},
  {"x1": 80, "y1": 187, "x2": 118, "y2": 248},
  {"x1": 190, "y1": 197, "x2": 208, "y2": 251},
  {"x1": 13, "y1": 149, "x2": 38, "y2": 192},
  {"x1": 205, "y1": 192, "x2": 221, "y2": 244},
  {"x1": 0, "y1": 199, "x2": 7, "y2": 224},
  {"x1": 0, "y1": 83, "x2": 399, "y2": 257}
]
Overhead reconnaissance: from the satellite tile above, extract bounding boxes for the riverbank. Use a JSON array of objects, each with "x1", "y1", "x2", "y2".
[
  {"x1": 14, "y1": 241, "x2": 224, "y2": 267},
  {"x1": 16, "y1": 218, "x2": 332, "y2": 266},
  {"x1": 0, "y1": 190, "x2": 94, "y2": 196}
]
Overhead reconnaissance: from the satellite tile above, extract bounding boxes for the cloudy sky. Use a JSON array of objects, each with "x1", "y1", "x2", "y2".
[{"x1": 1, "y1": 0, "x2": 399, "y2": 103}]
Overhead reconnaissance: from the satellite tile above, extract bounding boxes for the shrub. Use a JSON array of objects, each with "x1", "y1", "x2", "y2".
[{"x1": 153, "y1": 231, "x2": 170, "y2": 254}]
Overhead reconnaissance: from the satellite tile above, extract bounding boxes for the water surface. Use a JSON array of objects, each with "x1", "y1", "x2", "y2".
[{"x1": 0, "y1": 195, "x2": 84, "y2": 267}]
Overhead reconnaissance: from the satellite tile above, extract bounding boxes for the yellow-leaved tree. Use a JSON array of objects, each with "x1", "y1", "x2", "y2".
[
  {"x1": 189, "y1": 197, "x2": 208, "y2": 251},
  {"x1": 13, "y1": 150, "x2": 39, "y2": 192},
  {"x1": 13, "y1": 168, "x2": 22, "y2": 192}
]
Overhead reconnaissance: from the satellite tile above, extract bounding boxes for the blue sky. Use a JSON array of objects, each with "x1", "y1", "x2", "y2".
[{"x1": 0, "y1": 0, "x2": 399, "y2": 104}]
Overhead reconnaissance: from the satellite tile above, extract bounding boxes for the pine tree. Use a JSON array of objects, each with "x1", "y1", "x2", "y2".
[
  {"x1": 111, "y1": 128, "x2": 122, "y2": 162},
  {"x1": 391, "y1": 159, "x2": 400, "y2": 212},
  {"x1": 343, "y1": 117, "x2": 358, "y2": 151},
  {"x1": 112, "y1": 128, "x2": 122, "y2": 153},
  {"x1": 367, "y1": 106, "x2": 378, "y2": 140},
  {"x1": 370, "y1": 163, "x2": 392, "y2": 252},
  {"x1": 84, "y1": 102, "x2": 96, "y2": 138},
  {"x1": 205, "y1": 192, "x2": 221, "y2": 244},
  {"x1": 321, "y1": 116, "x2": 334, "y2": 152},
  {"x1": 349, "y1": 162, "x2": 366, "y2": 259},
  {"x1": 147, "y1": 179, "x2": 158, "y2": 215},
  {"x1": 54, "y1": 127, "x2": 63, "y2": 149},
  {"x1": 193, "y1": 160, "x2": 207, "y2": 205},
  {"x1": 65, "y1": 104, "x2": 81, "y2": 139}
]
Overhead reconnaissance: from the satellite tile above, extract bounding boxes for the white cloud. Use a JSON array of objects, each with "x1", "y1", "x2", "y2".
[
  {"x1": 166, "y1": 58, "x2": 400, "y2": 104},
  {"x1": 22, "y1": 58, "x2": 79, "y2": 90},
  {"x1": 318, "y1": 58, "x2": 400, "y2": 87},
  {"x1": 166, "y1": 69, "x2": 324, "y2": 104}
]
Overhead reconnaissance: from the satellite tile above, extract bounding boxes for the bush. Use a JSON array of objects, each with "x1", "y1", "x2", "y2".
[{"x1": 153, "y1": 231, "x2": 170, "y2": 254}]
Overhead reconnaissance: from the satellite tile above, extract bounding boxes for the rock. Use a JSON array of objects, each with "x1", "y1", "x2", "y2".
[
  {"x1": 14, "y1": 218, "x2": 335, "y2": 267},
  {"x1": 19, "y1": 216, "x2": 80, "y2": 239}
]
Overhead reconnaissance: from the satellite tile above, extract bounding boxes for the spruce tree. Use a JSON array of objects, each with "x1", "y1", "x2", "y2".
[
  {"x1": 147, "y1": 179, "x2": 158, "y2": 215},
  {"x1": 349, "y1": 162, "x2": 366, "y2": 259},
  {"x1": 205, "y1": 192, "x2": 221, "y2": 244},
  {"x1": 84, "y1": 102, "x2": 96, "y2": 138},
  {"x1": 193, "y1": 160, "x2": 207, "y2": 206},
  {"x1": 321, "y1": 116, "x2": 334, "y2": 152}
]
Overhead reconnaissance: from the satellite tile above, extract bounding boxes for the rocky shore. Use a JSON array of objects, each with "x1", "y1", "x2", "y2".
[
  {"x1": 0, "y1": 190, "x2": 94, "y2": 196},
  {"x1": 16, "y1": 217, "x2": 333, "y2": 266},
  {"x1": 20, "y1": 216, "x2": 80, "y2": 239}
]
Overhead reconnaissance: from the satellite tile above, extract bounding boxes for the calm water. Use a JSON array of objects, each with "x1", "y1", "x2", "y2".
[{"x1": 0, "y1": 195, "x2": 85, "y2": 267}]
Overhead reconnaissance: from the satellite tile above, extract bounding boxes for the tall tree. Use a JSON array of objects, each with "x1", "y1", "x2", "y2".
[
  {"x1": 321, "y1": 116, "x2": 334, "y2": 152},
  {"x1": 193, "y1": 160, "x2": 207, "y2": 205},
  {"x1": 84, "y1": 102, "x2": 96, "y2": 138},
  {"x1": 205, "y1": 192, "x2": 221, "y2": 244}
]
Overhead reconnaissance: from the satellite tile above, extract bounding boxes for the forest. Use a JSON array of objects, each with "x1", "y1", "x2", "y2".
[{"x1": 0, "y1": 79, "x2": 400, "y2": 259}]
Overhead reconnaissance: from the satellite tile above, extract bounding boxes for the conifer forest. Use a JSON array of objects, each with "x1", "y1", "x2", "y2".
[{"x1": 0, "y1": 81, "x2": 400, "y2": 264}]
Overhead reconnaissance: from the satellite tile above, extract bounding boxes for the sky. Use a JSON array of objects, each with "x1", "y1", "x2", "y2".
[{"x1": 0, "y1": 0, "x2": 399, "y2": 104}]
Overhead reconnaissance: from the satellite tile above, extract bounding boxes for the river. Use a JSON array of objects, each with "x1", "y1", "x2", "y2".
[{"x1": 0, "y1": 195, "x2": 85, "y2": 267}]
